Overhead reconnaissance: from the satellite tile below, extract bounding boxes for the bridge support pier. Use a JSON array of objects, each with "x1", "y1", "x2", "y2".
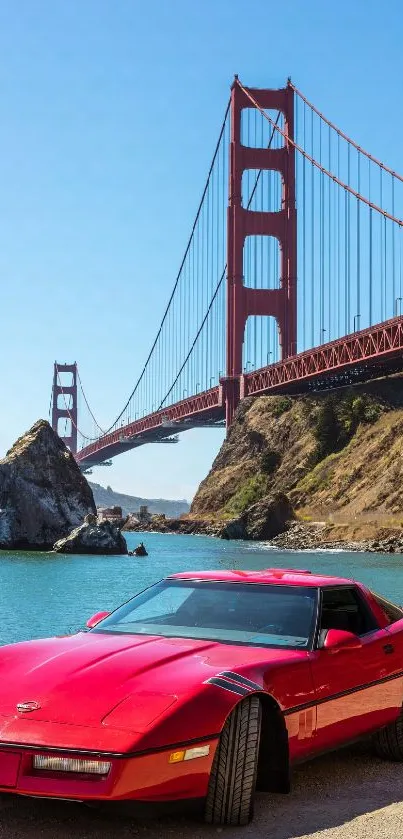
[
  {"x1": 51, "y1": 362, "x2": 78, "y2": 454},
  {"x1": 225, "y1": 78, "x2": 297, "y2": 426},
  {"x1": 220, "y1": 375, "x2": 241, "y2": 428}
]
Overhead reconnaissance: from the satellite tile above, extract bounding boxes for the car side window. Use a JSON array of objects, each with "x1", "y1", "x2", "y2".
[
  {"x1": 320, "y1": 587, "x2": 378, "y2": 637},
  {"x1": 372, "y1": 592, "x2": 403, "y2": 626}
]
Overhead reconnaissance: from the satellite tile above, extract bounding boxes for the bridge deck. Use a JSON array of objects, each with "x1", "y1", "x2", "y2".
[{"x1": 76, "y1": 316, "x2": 403, "y2": 468}]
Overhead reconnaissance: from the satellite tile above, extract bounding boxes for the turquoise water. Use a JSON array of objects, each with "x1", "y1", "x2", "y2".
[{"x1": 0, "y1": 532, "x2": 402, "y2": 647}]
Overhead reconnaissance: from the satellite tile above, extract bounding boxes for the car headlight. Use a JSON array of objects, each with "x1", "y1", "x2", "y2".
[{"x1": 33, "y1": 755, "x2": 111, "y2": 775}]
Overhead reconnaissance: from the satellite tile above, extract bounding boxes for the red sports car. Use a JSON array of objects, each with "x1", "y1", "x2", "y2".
[{"x1": 0, "y1": 567, "x2": 403, "y2": 825}]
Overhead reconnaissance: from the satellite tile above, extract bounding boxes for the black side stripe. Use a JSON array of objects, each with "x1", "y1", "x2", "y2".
[
  {"x1": 283, "y1": 668, "x2": 403, "y2": 717},
  {"x1": 205, "y1": 677, "x2": 250, "y2": 696},
  {"x1": 220, "y1": 671, "x2": 262, "y2": 692}
]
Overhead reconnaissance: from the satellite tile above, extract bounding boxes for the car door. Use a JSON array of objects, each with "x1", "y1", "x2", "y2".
[
  {"x1": 372, "y1": 591, "x2": 403, "y2": 705},
  {"x1": 309, "y1": 585, "x2": 401, "y2": 752}
]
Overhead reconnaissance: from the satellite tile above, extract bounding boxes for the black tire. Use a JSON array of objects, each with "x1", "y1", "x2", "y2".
[
  {"x1": 205, "y1": 696, "x2": 261, "y2": 826},
  {"x1": 373, "y1": 709, "x2": 403, "y2": 761}
]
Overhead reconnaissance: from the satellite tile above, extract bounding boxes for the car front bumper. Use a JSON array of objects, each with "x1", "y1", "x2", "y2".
[{"x1": 0, "y1": 738, "x2": 218, "y2": 803}]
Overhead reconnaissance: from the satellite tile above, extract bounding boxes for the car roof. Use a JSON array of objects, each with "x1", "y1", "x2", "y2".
[{"x1": 167, "y1": 568, "x2": 355, "y2": 588}]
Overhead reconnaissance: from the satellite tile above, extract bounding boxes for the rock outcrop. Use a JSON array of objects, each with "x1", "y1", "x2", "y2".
[
  {"x1": 53, "y1": 517, "x2": 127, "y2": 555},
  {"x1": 219, "y1": 493, "x2": 294, "y2": 541},
  {"x1": 0, "y1": 421, "x2": 96, "y2": 550},
  {"x1": 269, "y1": 521, "x2": 403, "y2": 553},
  {"x1": 123, "y1": 513, "x2": 144, "y2": 531}
]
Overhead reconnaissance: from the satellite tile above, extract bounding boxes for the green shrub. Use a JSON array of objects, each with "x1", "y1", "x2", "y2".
[
  {"x1": 313, "y1": 397, "x2": 339, "y2": 461},
  {"x1": 272, "y1": 397, "x2": 292, "y2": 417},
  {"x1": 362, "y1": 402, "x2": 382, "y2": 423},
  {"x1": 224, "y1": 473, "x2": 267, "y2": 516},
  {"x1": 312, "y1": 392, "x2": 382, "y2": 464}
]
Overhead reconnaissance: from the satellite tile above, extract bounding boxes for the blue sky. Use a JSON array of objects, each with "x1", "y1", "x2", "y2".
[{"x1": 0, "y1": 0, "x2": 402, "y2": 501}]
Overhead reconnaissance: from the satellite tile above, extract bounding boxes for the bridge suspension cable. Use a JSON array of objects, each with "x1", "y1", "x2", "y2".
[
  {"x1": 237, "y1": 80, "x2": 403, "y2": 226},
  {"x1": 76, "y1": 99, "x2": 231, "y2": 443},
  {"x1": 76, "y1": 368, "x2": 107, "y2": 436},
  {"x1": 158, "y1": 112, "x2": 282, "y2": 409},
  {"x1": 289, "y1": 80, "x2": 403, "y2": 184}
]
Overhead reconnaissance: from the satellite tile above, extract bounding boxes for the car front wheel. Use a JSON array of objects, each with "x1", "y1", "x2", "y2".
[
  {"x1": 204, "y1": 695, "x2": 261, "y2": 826},
  {"x1": 373, "y1": 707, "x2": 403, "y2": 760}
]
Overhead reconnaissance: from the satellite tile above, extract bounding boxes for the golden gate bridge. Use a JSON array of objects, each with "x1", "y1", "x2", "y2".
[{"x1": 51, "y1": 77, "x2": 403, "y2": 471}]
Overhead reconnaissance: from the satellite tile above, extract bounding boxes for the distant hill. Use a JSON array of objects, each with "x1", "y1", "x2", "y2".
[{"x1": 89, "y1": 482, "x2": 190, "y2": 518}]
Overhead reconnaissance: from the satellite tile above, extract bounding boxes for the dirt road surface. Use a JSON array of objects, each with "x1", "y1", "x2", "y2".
[{"x1": 1, "y1": 743, "x2": 403, "y2": 839}]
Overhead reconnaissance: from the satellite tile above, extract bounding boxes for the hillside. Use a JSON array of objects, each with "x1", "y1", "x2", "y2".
[
  {"x1": 89, "y1": 482, "x2": 189, "y2": 518},
  {"x1": 191, "y1": 375, "x2": 403, "y2": 546}
]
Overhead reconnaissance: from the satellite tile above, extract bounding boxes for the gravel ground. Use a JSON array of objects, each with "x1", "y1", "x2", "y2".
[{"x1": 1, "y1": 743, "x2": 403, "y2": 839}]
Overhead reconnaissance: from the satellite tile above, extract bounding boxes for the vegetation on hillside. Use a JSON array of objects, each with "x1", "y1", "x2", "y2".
[
  {"x1": 191, "y1": 378, "x2": 401, "y2": 524},
  {"x1": 223, "y1": 474, "x2": 269, "y2": 517},
  {"x1": 311, "y1": 393, "x2": 382, "y2": 463}
]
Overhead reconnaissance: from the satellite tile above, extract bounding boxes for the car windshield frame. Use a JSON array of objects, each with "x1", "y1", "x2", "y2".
[{"x1": 90, "y1": 579, "x2": 319, "y2": 651}]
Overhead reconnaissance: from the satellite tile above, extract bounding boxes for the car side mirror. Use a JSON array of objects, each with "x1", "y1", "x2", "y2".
[
  {"x1": 322, "y1": 628, "x2": 362, "y2": 652},
  {"x1": 86, "y1": 611, "x2": 111, "y2": 629}
]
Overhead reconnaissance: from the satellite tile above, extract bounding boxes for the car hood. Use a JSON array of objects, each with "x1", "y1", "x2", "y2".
[{"x1": 0, "y1": 631, "x2": 302, "y2": 734}]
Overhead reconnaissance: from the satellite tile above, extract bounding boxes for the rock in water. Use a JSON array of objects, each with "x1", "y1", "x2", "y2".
[
  {"x1": 53, "y1": 519, "x2": 127, "y2": 555},
  {"x1": 0, "y1": 420, "x2": 96, "y2": 550}
]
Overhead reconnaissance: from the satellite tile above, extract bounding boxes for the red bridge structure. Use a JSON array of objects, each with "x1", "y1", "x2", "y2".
[{"x1": 51, "y1": 78, "x2": 403, "y2": 471}]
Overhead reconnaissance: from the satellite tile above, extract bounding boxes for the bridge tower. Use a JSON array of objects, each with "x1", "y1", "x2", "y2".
[
  {"x1": 223, "y1": 78, "x2": 296, "y2": 425},
  {"x1": 51, "y1": 362, "x2": 78, "y2": 454}
]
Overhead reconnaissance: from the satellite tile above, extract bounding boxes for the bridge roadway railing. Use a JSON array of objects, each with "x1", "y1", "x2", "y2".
[{"x1": 243, "y1": 316, "x2": 403, "y2": 397}]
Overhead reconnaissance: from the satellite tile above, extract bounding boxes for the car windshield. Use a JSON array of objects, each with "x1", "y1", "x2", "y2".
[{"x1": 92, "y1": 580, "x2": 318, "y2": 650}]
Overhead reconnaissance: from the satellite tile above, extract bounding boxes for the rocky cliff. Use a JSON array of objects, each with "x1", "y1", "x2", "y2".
[
  {"x1": 0, "y1": 420, "x2": 96, "y2": 550},
  {"x1": 191, "y1": 375, "x2": 403, "y2": 545}
]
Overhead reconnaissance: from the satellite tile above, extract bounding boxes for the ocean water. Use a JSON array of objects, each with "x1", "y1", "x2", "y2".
[{"x1": 0, "y1": 531, "x2": 402, "y2": 647}]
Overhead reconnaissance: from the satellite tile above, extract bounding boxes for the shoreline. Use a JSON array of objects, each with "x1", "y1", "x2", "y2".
[
  {"x1": 124, "y1": 517, "x2": 403, "y2": 554},
  {"x1": 267, "y1": 522, "x2": 403, "y2": 554},
  {"x1": 2, "y1": 520, "x2": 403, "y2": 555}
]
